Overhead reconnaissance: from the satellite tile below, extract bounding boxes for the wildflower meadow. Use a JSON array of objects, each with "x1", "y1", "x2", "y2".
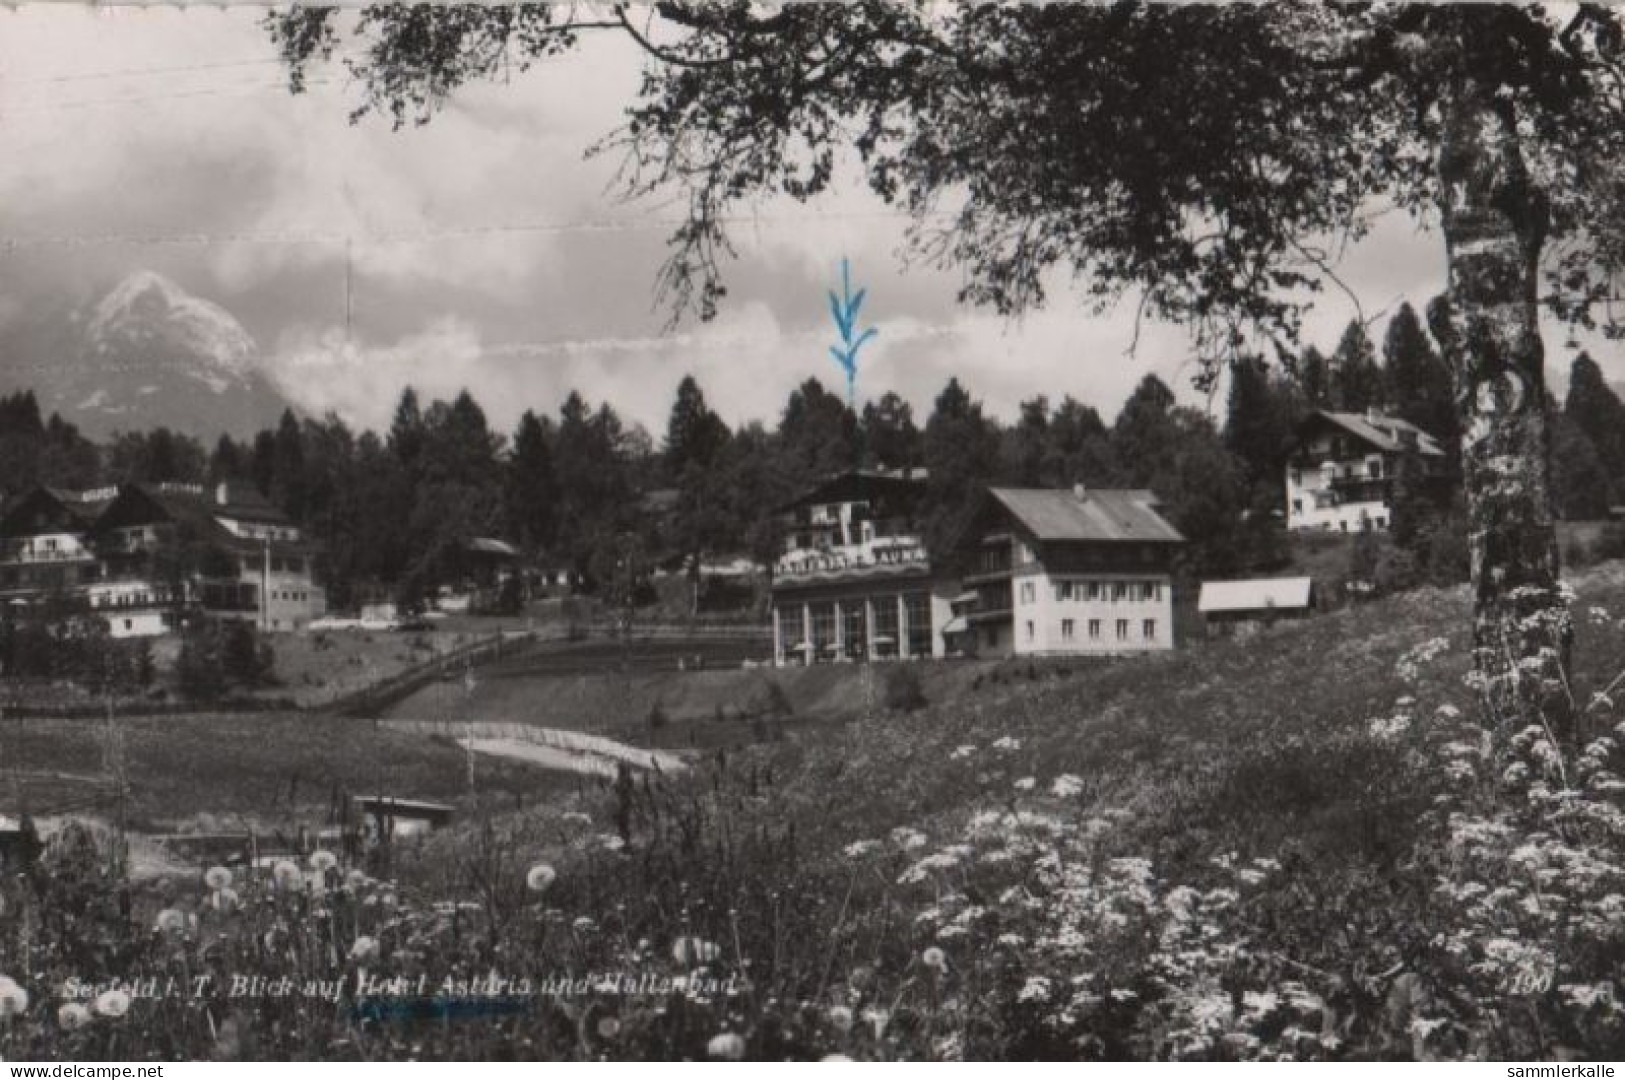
[{"x1": 0, "y1": 569, "x2": 1622, "y2": 1061}]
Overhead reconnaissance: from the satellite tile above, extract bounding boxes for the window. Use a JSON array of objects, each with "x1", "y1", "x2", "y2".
[
  {"x1": 1368, "y1": 459, "x2": 1383, "y2": 479},
  {"x1": 1116, "y1": 619, "x2": 1129, "y2": 642},
  {"x1": 905, "y1": 593, "x2": 932, "y2": 656},
  {"x1": 1019, "y1": 581, "x2": 1036, "y2": 605},
  {"x1": 1086, "y1": 581, "x2": 1101, "y2": 602},
  {"x1": 1292, "y1": 498, "x2": 1303, "y2": 514},
  {"x1": 1088, "y1": 619, "x2": 1101, "y2": 641},
  {"x1": 1143, "y1": 619, "x2": 1156, "y2": 640},
  {"x1": 1112, "y1": 582, "x2": 1128, "y2": 602},
  {"x1": 1025, "y1": 620, "x2": 1035, "y2": 642},
  {"x1": 1057, "y1": 581, "x2": 1074, "y2": 601},
  {"x1": 1062, "y1": 619, "x2": 1075, "y2": 642},
  {"x1": 123, "y1": 619, "x2": 132, "y2": 631}
]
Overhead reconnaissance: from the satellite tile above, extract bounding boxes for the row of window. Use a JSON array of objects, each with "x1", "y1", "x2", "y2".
[
  {"x1": 271, "y1": 590, "x2": 313, "y2": 603},
  {"x1": 776, "y1": 593, "x2": 932, "y2": 656},
  {"x1": 1025, "y1": 618, "x2": 1157, "y2": 643},
  {"x1": 1018, "y1": 579, "x2": 1163, "y2": 605}
]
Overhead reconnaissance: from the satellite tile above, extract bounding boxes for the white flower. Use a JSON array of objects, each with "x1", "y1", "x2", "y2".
[
  {"x1": 921, "y1": 946, "x2": 947, "y2": 972},
  {"x1": 272, "y1": 860, "x2": 302, "y2": 889},
  {"x1": 154, "y1": 908, "x2": 186, "y2": 936},
  {"x1": 57, "y1": 1002, "x2": 91, "y2": 1031},
  {"x1": 94, "y1": 989, "x2": 131, "y2": 1019},
  {"x1": 203, "y1": 866, "x2": 232, "y2": 891},
  {"x1": 827, "y1": 1005, "x2": 853, "y2": 1032},
  {"x1": 207, "y1": 887, "x2": 240, "y2": 913},
  {"x1": 842, "y1": 839, "x2": 880, "y2": 858},
  {"x1": 1050, "y1": 774, "x2": 1084, "y2": 798},
  {"x1": 672, "y1": 937, "x2": 721, "y2": 966},
  {"x1": 1013, "y1": 776, "x2": 1036, "y2": 792},
  {"x1": 949, "y1": 745, "x2": 977, "y2": 760},
  {"x1": 707, "y1": 1032, "x2": 745, "y2": 1060},
  {"x1": 309, "y1": 850, "x2": 338, "y2": 873},
  {"x1": 991, "y1": 736, "x2": 1022, "y2": 752},
  {"x1": 526, "y1": 863, "x2": 557, "y2": 893},
  {"x1": 349, "y1": 935, "x2": 380, "y2": 962},
  {"x1": 345, "y1": 869, "x2": 369, "y2": 890},
  {"x1": 0, "y1": 977, "x2": 27, "y2": 1019},
  {"x1": 862, "y1": 1007, "x2": 890, "y2": 1037},
  {"x1": 890, "y1": 827, "x2": 928, "y2": 851},
  {"x1": 1017, "y1": 976, "x2": 1051, "y2": 1003}
]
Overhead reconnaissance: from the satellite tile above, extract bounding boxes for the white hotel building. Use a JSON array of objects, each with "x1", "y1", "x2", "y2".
[{"x1": 948, "y1": 486, "x2": 1184, "y2": 657}]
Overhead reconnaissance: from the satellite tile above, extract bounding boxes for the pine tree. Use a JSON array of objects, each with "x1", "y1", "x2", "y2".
[
  {"x1": 1383, "y1": 302, "x2": 1456, "y2": 446},
  {"x1": 506, "y1": 410, "x2": 557, "y2": 554},
  {"x1": 1328, "y1": 320, "x2": 1384, "y2": 413},
  {"x1": 1563, "y1": 353, "x2": 1625, "y2": 492},
  {"x1": 859, "y1": 392, "x2": 920, "y2": 471}
]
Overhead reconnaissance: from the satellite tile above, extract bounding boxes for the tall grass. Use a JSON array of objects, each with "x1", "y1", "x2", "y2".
[{"x1": 0, "y1": 571, "x2": 1621, "y2": 1059}]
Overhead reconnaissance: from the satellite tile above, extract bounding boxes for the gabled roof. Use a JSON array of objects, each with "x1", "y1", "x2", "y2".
[
  {"x1": 1198, "y1": 577, "x2": 1314, "y2": 614},
  {"x1": 1302, "y1": 410, "x2": 1446, "y2": 457},
  {"x1": 985, "y1": 487, "x2": 1185, "y2": 544},
  {"x1": 0, "y1": 485, "x2": 116, "y2": 537},
  {"x1": 210, "y1": 481, "x2": 291, "y2": 525},
  {"x1": 776, "y1": 468, "x2": 929, "y2": 514},
  {"x1": 100, "y1": 483, "x2": 315, "y2": 554}
]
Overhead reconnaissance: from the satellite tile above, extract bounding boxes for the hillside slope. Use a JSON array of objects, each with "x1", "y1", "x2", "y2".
[{"x1": 398, "y1": 565, "x2": 1625, "y2": 1060}]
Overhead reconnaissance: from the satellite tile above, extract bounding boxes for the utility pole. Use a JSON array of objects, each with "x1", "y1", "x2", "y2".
[{"x1": 261, "y1": 536, "x2": 271, "y2": 631}]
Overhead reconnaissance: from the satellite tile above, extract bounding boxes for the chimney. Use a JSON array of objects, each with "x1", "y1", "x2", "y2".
[
  {"x1": 1073, "y1": 483, "x2": 1088, "y2": 501},
  {"x1": 1366, "y1": 406, "x2": 1384, "y2": 425},
  {"x1": 215, "y1": 481, "x2": 230, "y2": 506}
]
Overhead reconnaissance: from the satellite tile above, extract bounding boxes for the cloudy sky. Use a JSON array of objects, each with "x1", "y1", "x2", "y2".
[{"x1": 1, "y1": 5, "x2": 1617, "y2": 438}]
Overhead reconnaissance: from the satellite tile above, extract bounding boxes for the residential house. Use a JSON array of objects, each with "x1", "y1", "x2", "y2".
[
  {"x1": 1197, "y1": 577, "x2": 1315, "y2": 637},
  {"x1": 770, "y1": 468, "x2": 956, "y2": 665},
  {"x1": 0, "y1": 480, "x2": 325, "y2": 637},
  {"x1": 945, "y1": 486, "x2": 1184, "y2": 657},
  {"x1": 1285, "y1": 409, "x2": 1450, "y2": 532}
]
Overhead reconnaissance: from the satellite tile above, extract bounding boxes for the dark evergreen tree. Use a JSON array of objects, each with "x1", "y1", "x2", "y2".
[
  {"x1": 920, "y1": 377, "x2": 1001, "y2": 557},
  {"x1": 859, "y1": 391, "x2": 920, "y2": 471},
  {"x1": 1382, "y1": 302, "x2": 1456, "y2": 447},
  {"x1": 1563, "y1": 353, "x2": 1625, "y2": 492},
  {"x1": 1328, "y1": 320, "x2": 1384, "y2": 413},
  {"x1": 505, "y1": 410, "x2": 557, "y2": 554}
]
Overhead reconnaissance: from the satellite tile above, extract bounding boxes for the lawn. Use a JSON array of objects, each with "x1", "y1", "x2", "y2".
[{"x1": 0, "y1": 713, "x2": 589, "y2": 834}]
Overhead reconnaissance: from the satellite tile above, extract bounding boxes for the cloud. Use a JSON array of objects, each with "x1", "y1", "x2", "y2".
[{"x1": 3, "y1": 5, "x2": 1621, "y2": 442}]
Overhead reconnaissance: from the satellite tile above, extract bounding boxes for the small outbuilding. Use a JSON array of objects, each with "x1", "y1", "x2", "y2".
[{"x1": 1198, "y1": 577, "x2": 1316, "y2": 637}]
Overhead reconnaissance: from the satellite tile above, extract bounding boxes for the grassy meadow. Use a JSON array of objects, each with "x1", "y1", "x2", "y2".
[{"x1": 0, "y1": 566, "x2": 1621, "y2": 1059}]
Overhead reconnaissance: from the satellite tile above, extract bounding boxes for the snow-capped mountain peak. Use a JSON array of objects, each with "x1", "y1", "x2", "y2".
[{"x1": 88, "y1": 269, "x2": 258, "y2": 377}]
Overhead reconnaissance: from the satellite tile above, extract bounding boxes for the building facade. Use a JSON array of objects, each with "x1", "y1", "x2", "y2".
[
  {"x1": 0, "y1": 481, "x2": 325, "y2": 637},
  {"x1": 1285, "y1": 410, "x2": 1450, "y2": 532},
  {"x1": 1197, "y1": 577, "x2": 1315, "y2": 637},
  {"x1": 947, "y1": 486, "x2": 1184, "y2": 657},
  {"x1": 769, "y1": 469, "x2": 954, "y2": 665}
]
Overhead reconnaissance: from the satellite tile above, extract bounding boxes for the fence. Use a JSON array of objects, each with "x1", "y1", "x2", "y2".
[{"x1": 326, "y1": 632, "x2": 534, "y2": 718}]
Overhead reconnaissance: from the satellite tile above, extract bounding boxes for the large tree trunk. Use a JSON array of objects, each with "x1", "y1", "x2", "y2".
[{"x1": 1428, "y1": 78, "x2": 1573, "y2": 740}]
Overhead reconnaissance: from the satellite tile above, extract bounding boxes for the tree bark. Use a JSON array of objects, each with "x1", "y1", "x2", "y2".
[{"x1": 1428, "y1": 77, "x2": 1573, "y2": 740}]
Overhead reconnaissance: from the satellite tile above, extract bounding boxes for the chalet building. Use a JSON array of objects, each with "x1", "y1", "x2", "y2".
[
  {"x1": 1285, "y1": 409, "x2": 1450, "y2": 532},
  {"x1": 946, "y1": 486, "x2": 1184, "y2": 657},
  {"x1": 0, "y1": 480, "x2": 324, "y2": 637},
  {"x1": 770, "y1": 468, "x2": 955, "y2": 665},
  {"x1": 1198, "y1": 577, "x2": 1315, "y2": 637}
]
